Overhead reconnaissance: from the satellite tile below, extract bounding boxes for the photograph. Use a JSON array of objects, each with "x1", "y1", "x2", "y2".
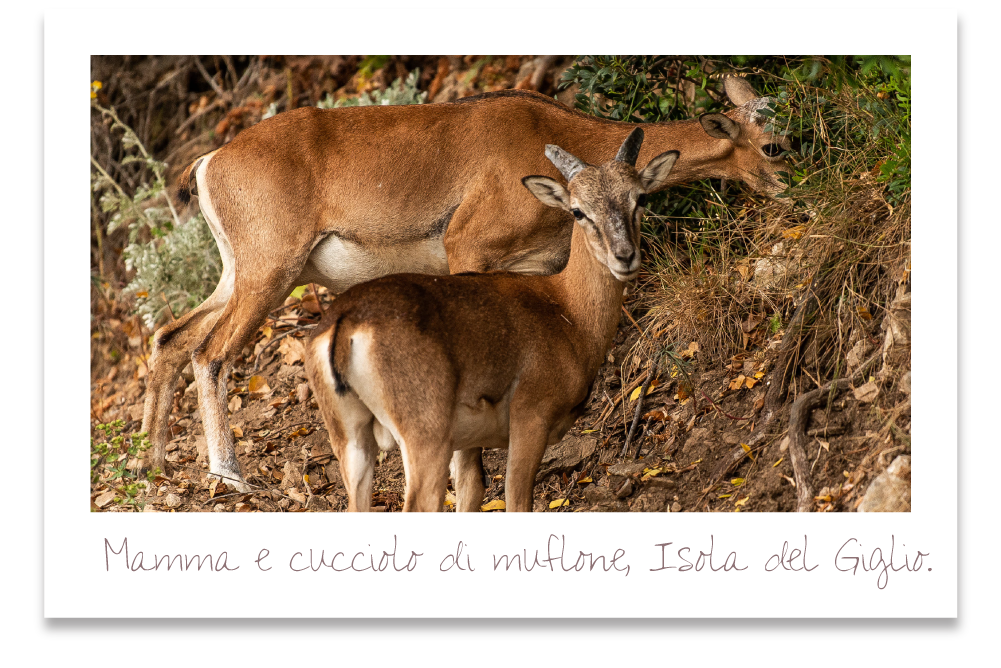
[{"x1": 88, "y1": 54, "x2": 912, "y2": 515}]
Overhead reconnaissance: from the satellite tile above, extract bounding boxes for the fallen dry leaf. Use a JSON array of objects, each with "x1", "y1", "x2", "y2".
[
  {"x1": 278, "y1": 337, "x2": 305, "y2": 365},
  {"x1": 248, "y1": 375, "x2": 271, "y2": 396},
  {"x1": 228, "y1": 395, "x2": 242, "y2": 413},
  {"x1": 549, "y1": 498, "x2": 570, "y2": 509},
  {"x1": 209, "y1": 479, "x2": 228, "y2": 499},
  {"x1": 481, "y1": 499, "x2": 505, "y2": 512}
]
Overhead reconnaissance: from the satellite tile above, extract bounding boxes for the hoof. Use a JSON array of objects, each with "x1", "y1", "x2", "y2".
[{"x1": 209, "y1": 470, "x2": 253, "y2": 493}]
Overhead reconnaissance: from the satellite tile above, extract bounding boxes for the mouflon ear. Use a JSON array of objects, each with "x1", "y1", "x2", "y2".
[
  {"x1": 522, "y1": 175, "x2": 571, "y2": 211},
  {"x1": 638, "y1": 150, "x2": 679, "y2": 193},
  {"x1": 723, "y1": 75, "x2": 759, "y2": 107},
  {"x1": 699, "y1": 113, "x2": 740, "y2": 141},
  {"x1": 614, "y1": 127, "x2": 644, "y2": 166},
  {"x1": 545, "y1": 144, "x2": 587, "y2": 183}
]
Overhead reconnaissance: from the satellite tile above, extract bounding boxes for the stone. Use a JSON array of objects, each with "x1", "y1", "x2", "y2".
[
  {"x1": 882, "y1": 291, "x2": 911, "y2": 367},
  {"x1": 180, "y1": 382, "x2": 199, "y2": 413},
  {"x1": 854, "y1": 381, "x2": 880, "y2": 403},
  {"x1": 671, "y1": 501, "x2": 682, "y2": 512},
  {"x1": 536, "y1": 435, "x2": 598, "y2": 479},
  {"x1": 306, "y1": 495, "x2": 330, "y2": 512},
  {"x1": 296, "y1": 382, "x2": 311, "y2": 404},
  {"x1": 95, "y1": 490, "x2": 116, "y2": 508},
  {"x1": 630, "y1": 491, "x2": 667, "y2": 512},
  {"x1": 858, "y1": 455, "x2": 911, "y2": 512},
  {"x1": 898, "y1": 371, "x2": 911, "y2": 396},
  {"x1": 615, "y1": 478, "x2": 634, "y2": 499},
  {"x1": 287, "y1": 488, "x2": 307, "y2": 505},
  {"x1": 846, "y1": 339, "x2": 873, "y2": 372},
  {"x1": 126, "y1": 403, "x2": 144, "y2": 422},
  {"x1": 606, "y1": 460, "x2": 650, "y2": 477},
  {"x1": 164, "y1": 493, "x2": 182, "y2": 508},
  {"x1": 584, "y1": 486, "x2": 628, "y2": 512},
  {"x1": 281, "y1": 460, "x2": 304, "y2": 491},
  {"x1": 213, "y1": 503, "x2": 227, "y2": 512}
]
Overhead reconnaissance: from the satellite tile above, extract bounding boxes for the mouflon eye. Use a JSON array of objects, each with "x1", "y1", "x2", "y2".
[
  {"x1": 637, "y1": 194, "x2": 648, "y2": 208},
  {"x1": 571, "y1": 208, "x2": 585, "y2": 220},
  {"x1": 762, "y1": 143, "x2": 784, "y2": 157}
]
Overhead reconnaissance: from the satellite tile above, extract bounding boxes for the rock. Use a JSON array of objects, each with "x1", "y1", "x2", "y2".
[
  {"x1": 684, "y1": 427, "x2": 711, "y2": 452},
  {"x1": 846, "y1": 339, "x2": 873, "y2": 372},
  {"x1": 898, "y1": 371, "x2": 911, "y2": 396},
  {"x1": 854, "y1": 381, "x2": 880, "y2": 403},
  {"x1": 280, "y1": 460, "x2": 304, "y2": 491},
  {"x1": 615, "y1": 478, "x2": 633, "y2": 499},
  {"x1": 296, "y1": 382, "x2": 311, "y2": 404},
  {"x1": 536, "y1": 435, "x2": 598, "y2": 479},
  {"x1": 164, "y1": 493, "x2": 182, "y2": 508},
  {"x1": 643, "y1": 477, "x2": 677, "y2": 490},
  {"x1": 180, "y1": 382, "x2": 199, "y2": 413},
  {"x1": 630, "y1": 491, "x2": 667, "y2": 512},
  {"x1": 606, "y1": 460, "x2": 650, "y2": 477},
  {"x1": 882, "y1": 291, "x2": 911, "y2": 367},
  {"x1": 306, "y1": 495, "x2": 330, "y2": 512},
  {"x1": 275, "y1": 364, "x2": 306, "y2": 383},
  {"x1": 228, "y1": 394, "x2": 242, "y2": 414},
  {"x1": 142, "y1": 505, "x2": 159, "y2": 512},
  {"x1": 584, "y1": 486, "x2": 628, "y2": 512},
  {"x1": 193, "y1": 436, "x2": 208, "y2": 463},
  {"x1": 287, "y1": 488, "x2": 307, "y2": 505},
  {"x1": 671, "y1": 501, "x2": 682, "y2": 513},
  {"x1": 95, "y1": 490, "x2": 116, "y2": 508},
  {"x1": 126, "y1": 403, "x2": 144, "y2": 422},
  {"x1": 213, "y1": 503, "x2": 227, "y2": 512},
  {"x1": 858, "y1": 455, "x2": 911, "y2": 512},
  {"x1": 752, "y1": 240, "x2": 816, "y2": 292}
]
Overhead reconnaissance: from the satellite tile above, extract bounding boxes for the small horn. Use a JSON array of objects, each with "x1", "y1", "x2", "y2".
[
  {"x1": 615, "y1": 127, "x2": 644, "y2": 166},
  {"x1": 545, "y1": 144, "x2": 587, "y2": 183}
]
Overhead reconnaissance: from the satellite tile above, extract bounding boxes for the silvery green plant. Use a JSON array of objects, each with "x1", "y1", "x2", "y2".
[
  {"x1": 91, "y1": 104, "x2": 221, "y2": 329},
  {"x1": 317, "y1": 68, "x2": 426, "y2": 108}
]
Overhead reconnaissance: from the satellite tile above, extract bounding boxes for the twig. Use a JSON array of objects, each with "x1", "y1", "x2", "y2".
[
  {"x1": 194, "y1": 56, "x2": 229, "y2": 100},
  {"x1": 622, "y1": 360, "x2": 658, "y2": 458},
  {"x1": 160, "y1": 292, "x2": 176, "y2": 322},
  {"x1": 309, "y1": 282, "x2": 324, "y2": 315},
  {"x1": 621, "y1": 305, "x2": 648, "y2": 340}
]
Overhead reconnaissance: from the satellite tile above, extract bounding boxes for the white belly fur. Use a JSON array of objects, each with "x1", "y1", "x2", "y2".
[{"x1": 297, "y1": 234, "x2": 450, "y2": 293}]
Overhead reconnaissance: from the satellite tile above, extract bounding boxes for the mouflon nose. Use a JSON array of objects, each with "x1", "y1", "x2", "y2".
[{"x1": 615, "y1": 249, "x2": 636, "y2": 266}]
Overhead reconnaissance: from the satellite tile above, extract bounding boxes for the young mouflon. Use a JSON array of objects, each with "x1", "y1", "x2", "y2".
[{"x1": 304, "y1": 128, "x2": 678, "y2": 511}]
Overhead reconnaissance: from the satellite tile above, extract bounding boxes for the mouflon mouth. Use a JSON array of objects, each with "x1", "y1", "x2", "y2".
[{"x1": 610, "y1": 266, "x2": 640, "y2": 282}]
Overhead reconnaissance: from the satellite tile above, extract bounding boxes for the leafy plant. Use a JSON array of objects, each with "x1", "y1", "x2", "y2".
[
  {"x1": 90, "y1": 104, "x2": 221, "y2": 329},
  {"x1": 91, "y1": 420, "x2": 158, "y2": 511},
  {"x1": 318, "y1": 68, "x2": 427, "y2": 108}
]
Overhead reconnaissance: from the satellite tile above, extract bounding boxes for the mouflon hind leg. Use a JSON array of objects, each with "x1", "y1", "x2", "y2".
[{"x1": 451, "y1": 448, "x2": 487, "y2": 512}]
